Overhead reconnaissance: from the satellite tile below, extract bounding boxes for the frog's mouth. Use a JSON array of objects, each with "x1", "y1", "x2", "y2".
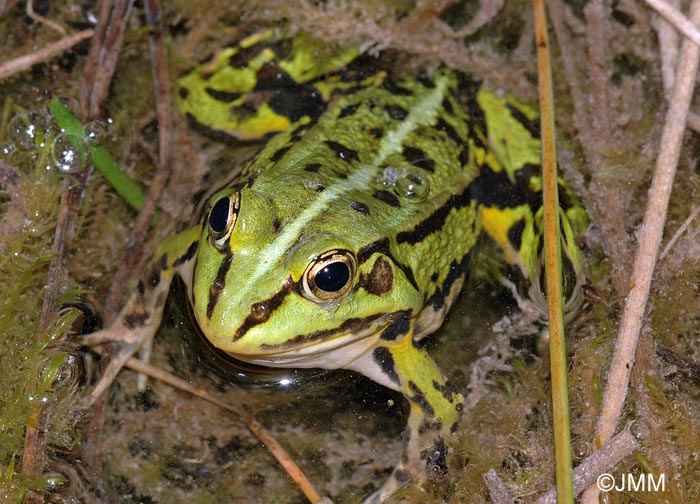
[{"x1": 224, "y1": 312, "x2": 397, "y2": 371}]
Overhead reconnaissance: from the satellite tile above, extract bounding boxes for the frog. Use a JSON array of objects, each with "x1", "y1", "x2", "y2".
[{"x1": 84, "y1": 30, "x2": 586, "y2": 503}]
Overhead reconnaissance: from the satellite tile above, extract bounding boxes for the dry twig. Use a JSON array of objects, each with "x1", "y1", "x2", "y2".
[
  {"x1": 0, "y1": 29, "x2": 93, "y2": 81},
  {"x1": 26, "y1": 0, "x2": 66, "y2": 35},
  {"x1": 644, "y1": 0, "x2": 700, "y2": 47},
  {"x1": 483, "y1": 469, "x2": 515, "y2": 504}
]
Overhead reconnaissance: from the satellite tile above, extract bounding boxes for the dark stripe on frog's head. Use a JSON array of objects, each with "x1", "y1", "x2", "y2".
[
  {"x1": 205, "y1": 87, "x2": 241, "y2": 103},
  {"x1": 378, "y1": 310, "x2": 411, "y2": 340},
  {"x1": 268, "y1": 85, "x2": 327, "y2": 123},
  {"x1": 258, "y1": 313, "x2": 387, "y2": 349},
  {"x1": 232, "y1": 279, "x2": 293, "y2": 341},
  {"x1": 174, "y1": 240, "x2": 199, "y2": 268},
  {"x1": 207, "y1": 254, "x2": 233, "y2": 319}
]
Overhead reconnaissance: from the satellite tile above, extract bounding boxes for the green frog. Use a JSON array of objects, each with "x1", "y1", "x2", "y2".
[{"x1": 85, "y1": 31, "x2": 586, "y2": 502}]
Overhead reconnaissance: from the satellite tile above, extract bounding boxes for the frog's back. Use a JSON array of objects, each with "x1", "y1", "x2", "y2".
[{"x1": 244, "y1": 70, "x2": 481, "y2": 313}]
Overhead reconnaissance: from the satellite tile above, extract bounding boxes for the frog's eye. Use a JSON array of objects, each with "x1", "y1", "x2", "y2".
[
  {"x1": 301, "y1": 250, "x2": 356, "y2": 302},
  {"x1": 207, "y1": 193, "x2": 240, "y2": 250}
]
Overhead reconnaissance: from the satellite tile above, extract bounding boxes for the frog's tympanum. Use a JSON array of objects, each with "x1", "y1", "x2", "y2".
[{"x1": 85, "y1": 31, "x2": 586, "y2": 503}]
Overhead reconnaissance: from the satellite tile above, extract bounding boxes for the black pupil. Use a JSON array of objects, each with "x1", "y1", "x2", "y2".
[
  {"x1": 314, "y1": 261, "x2": 350, "y2": 293},
  {"x1": 209, "y1": 197, "x2": 230, "y2": 234}
]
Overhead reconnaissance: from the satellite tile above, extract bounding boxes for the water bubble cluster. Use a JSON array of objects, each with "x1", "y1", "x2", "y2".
[{"x1": 1, "y1": 108, "x2": 110, "y2": 174}]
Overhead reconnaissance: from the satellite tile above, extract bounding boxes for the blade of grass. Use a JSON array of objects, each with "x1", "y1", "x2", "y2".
[
  {"x1": 48, "y1": 97, "x2": 147, "y2": 212},
  {"x1": 532, "y1": 0, "x2": 574, "y2": 502}
]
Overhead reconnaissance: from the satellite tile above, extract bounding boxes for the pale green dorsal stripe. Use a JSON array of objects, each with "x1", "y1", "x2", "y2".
[{"x1": 248, "y1": 74, "x2": 449, "y2": 285}]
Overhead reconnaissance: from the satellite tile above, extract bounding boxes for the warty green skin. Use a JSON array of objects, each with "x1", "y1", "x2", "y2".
[{"x1": 85, "y1": 67, "x2": 567, "y2": 502}]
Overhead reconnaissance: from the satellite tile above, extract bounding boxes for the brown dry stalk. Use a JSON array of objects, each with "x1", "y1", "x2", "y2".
[
  {"x1": 533, "y1": 0, "x2": 574, "y2": 500},
  {"x1": 483, "y1": 468, "x2": 515, "y2": 504},
  {"x1": 645, "y1": 0, "x2": 700, "y2": 47},
  {"x1": 26, "y1": 0, "x2": 66, "y2": 35}
]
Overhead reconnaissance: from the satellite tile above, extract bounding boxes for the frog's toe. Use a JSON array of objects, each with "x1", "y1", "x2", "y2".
[{"x1": 87, "y1": 339, "x2": 142, "y2": 400}]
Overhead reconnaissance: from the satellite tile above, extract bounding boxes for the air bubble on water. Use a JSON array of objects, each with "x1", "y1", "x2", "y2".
[
  {"x1": 396, "y1": 168, "x2": 429, "y2": 199},
  {"x1": 7, "y1": 113, "x2": 38, "y2": 150},
  {"x1": 379, "y1": 166, "x2": 429, "y2": 200},
  {"x1": 51, "y1": 133, "x2": 86, "y2": 173},
  {"x1": 84, "y1": 120, "x2": 107, "y2": 144}
]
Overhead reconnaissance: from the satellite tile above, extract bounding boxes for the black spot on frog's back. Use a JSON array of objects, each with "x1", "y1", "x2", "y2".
[
  {"x1": 350, "y1": 201, "x2": 370, "y2": 215},
  {"x1": 435, "y1": 118, "x2": 462, "y2": 143},
  {"x1": 325, "y1": 140, "x2": 359, "y2": 162},
  {"x1": 304, "y1": 163, "x2": 322, "y2": 172},
  {"x1": 402, "y1": 146, "x2": 435, "y2": 172},
  {"x1": 369, "y1": 127, "x2": 384, "y2": 139},
  {"x1": 338, "y1": 103, "x2": 360, "y2": 118},
  {"x1": 267, "y1": 85, "x2": 326, "y2": 123},
  {"x1": 372, "y1": 190, "x2": 400, "y2": 208},
  {"x1": 385, "y1": 104, "x2": 408, "y2": 121},
  {"x1": 380, "y1": 78, "x2": 414, "y2": 96},
  {"x1": 205, "y1": 87, "x2": 241, "y2": 103}
]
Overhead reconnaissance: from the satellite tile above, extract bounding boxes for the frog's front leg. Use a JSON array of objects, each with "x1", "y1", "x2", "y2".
[
  {"x1": 347, "y1": 315, "x2": 463, "y2": 503},
  {"x1": 83, "y1": 227, "x2": 200, "y2": 399}
]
